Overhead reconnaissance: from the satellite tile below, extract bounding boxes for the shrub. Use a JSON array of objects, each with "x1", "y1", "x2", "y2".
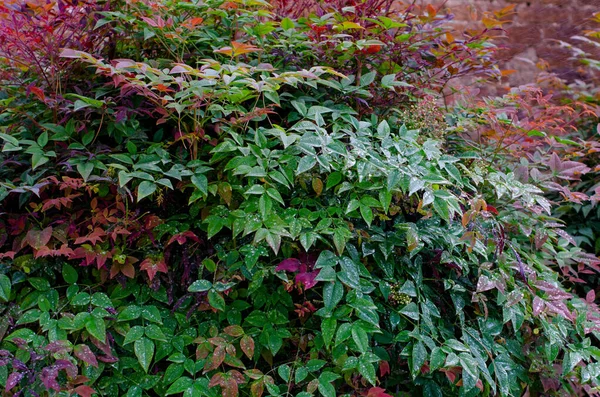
[{"x1": 1, "y1": 1, "x2": 600, "y2": 397}]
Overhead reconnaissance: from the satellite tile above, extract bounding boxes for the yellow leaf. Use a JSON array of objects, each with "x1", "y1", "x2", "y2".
[
  {"x1": 482, "y1": 16, "x2": 501, "y2": 29},
  {"x1": 337, "y1": 21, "x2": 363, "y2": 30}
]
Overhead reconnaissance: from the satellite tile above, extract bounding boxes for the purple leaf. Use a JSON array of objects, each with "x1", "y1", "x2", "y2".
[
  {"x1": 45, "y1": 341, "x2": 71, "y2": 354},
  {"x1": 532, "y1": 296, "x2": 545, "y2": 316},
  {"x1": 12, "y1": 359, "x2": 27, "y2": 371},
  {"x1": 41, "y1": 366, "x2": 60, "y2": 391},
  {"x1": 5, "y1": 371, "x2": 23, "y2": 392},
  {"x1": 74, "y1": 344, "x2": 98, "y2": 367},
  {"x1": 295, "y1": 269, "x2": 320, "y2": 290},
  {"x1": 276, "y1": 258, "x2": 301, "y2": 272}
]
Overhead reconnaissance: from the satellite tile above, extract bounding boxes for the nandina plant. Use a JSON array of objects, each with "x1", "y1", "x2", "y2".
[{"x1": 1, "y1": 1, "x2": 600, "y2": 396}]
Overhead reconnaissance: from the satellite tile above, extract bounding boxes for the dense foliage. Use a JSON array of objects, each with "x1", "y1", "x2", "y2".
[{"x1": 0, "y1": 1, "x2": 599, "y2": 396}]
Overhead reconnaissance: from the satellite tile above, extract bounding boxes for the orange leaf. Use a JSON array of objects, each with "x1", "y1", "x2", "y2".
[
  {"x1": 215, "y1": 41, "x2": 262, "y2": 57},
  {"x1": 426, "y1": 4, "x2": 437, "y2": 18},
  {"x1": 183, "y1": 17, "x2": 204, "y2": 29}
]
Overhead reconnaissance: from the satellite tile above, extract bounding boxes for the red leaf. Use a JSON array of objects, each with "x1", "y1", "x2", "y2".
[
  {"x1": 485, "y1": 205, "x2": 498, "y2": 215},
  {"x1": 74, "y1": 227, "x2": 106, "y2": 245},
  {"x1": 275, "y1": 258, "x2": 301, "y2": 272},
  {"x1": 222, "y1": 377, "x2": 239, "y2": 397},
  {"x1": 167, "y1": 231, "x2": 201, "y2": 246},
  {"x1": 74, "y1": 385, "x2": 97, "y2": 397},
  {"x1": 365, "y1": 387, "x2": 393, "y2": 397},
  {"x1": 25, "y1": 226, "x2": 52, "y2": 249},
  {"x1": 240, "y1": 335, "x2": 254, "y2": 359},
  {"x1": 209, "y1": 372, "x2": 225, "y2": 388},
  {"x1": 204, "y1": 345, "x2": 226, "y2": 373},
  {"x1": 223, "y1": 325, "x2": 244, "y2": 337},
  {"x1": 140, "y1": 257, "x2": 168, "y2": 281},
  {"x1": 379, "y1": 360, "x2": 390, "y2": 378},
  {"x1": 0, "y1": 251, "x2": 16, "y2": 259},
  {"x1": 229, "y1": 370, "x2": 245, "y2": 384},
  {"x1": 74, "y1": 344, "x2": 98, "y2": 367}
]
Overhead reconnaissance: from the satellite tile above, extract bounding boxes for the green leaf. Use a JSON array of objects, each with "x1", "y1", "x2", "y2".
[
  {"x1": 37, "y1": 131, "x2": 48, "y2": 147},
  {"x1": 77, "y1": 162, "x2": 95, "y2": 181},
  {"x1": 0, "y1": 132, "x2": 19, "y2": 146},
  {"x1": 66, "y1": 94, "x2": 104, "y2": 108},
  {"x1": 430, "y1": 347, "x2": 446, "y2": 371},
  {"x1": 306, "y1": 359, "x2": 327, "y2": 372},
  {"x1": 145, "y1": 324, "x2": 168, "y2": 341},
  {"x1": 400, "y1": 302, "x2": 420, "y2": 320},
  {"x1": 16, "y1": 309, "x2": 41, "y2": 325},
  {"x1": 119, "y1": 305, "x2": 142, "y2": 321},
  {"x1": 278, "y1": 364, "x2": 291, "y2": 382},
  {"x1": 134, "y1": 337, "x2": 155, "y2": 373},
  {"x1": 62, "y1": 264, "x2": 78, "y2": 284},
  {"x1": 322, "y1": 318, "x2": 336, "y2": 349},
  {"x1": 0, "y1": 274, "x2": 11, "y2": 302},
  {"x1": 338, "y1": 257, "x2": 360, "y2": 289},
  {"x1": 71, "y1": 292, "x2": 91, "y2": 306},
  {"x1": 333, "y1": 228, "x2": 349, "y2": 256},
  {"x1": 141, "y1": 306, "x2": 163, "y2": 324},
  {"x1": 137, "y1": 181, "x2": 157, "y2": 202},
  {"x1": 377, "y1": 120, "x2": 390, "y2": 137},
  {"x1": 165, "y1": 377, "x2": 193, "y2": 395},
  {"x1": 5, "y1": 328, "x2": 36, "y2": 343},
  {"x1": 85, "y1": 316, "x2": 106, "y2": 341},
  {"x1": 412, "y1": 341, "x2": 427, "y2": 376},
  {"x1": 295, "y1": 366, "x2": 309, "y2": 383},
  {"x1": 433, "y1": 197, "x2": 450, "y2": 221},
  {"x1": 191, "y1": 174, "x2": 208, "y2": 196},
  {"x1": 259, "y1": 194, "x2": 272, "y2": 219},
  {"x1": 126, "y1": 386, "x2": 143, "y2": 397},
  {"x1": 29, "y1": 277, "x2": 50, "y2": 291},
  {"x1": 188, "y1": 280, "x2": 212, "y2": 292},
  {"x1": 208, "y1": 290, "x2": 226, "y2": 311},
  {"x1": 318, "y1": 374, "x2": 338, "y2": 397},
  {"x1": 124, "y1": 326, "x2": 145, "y2": 345},
  {"x1": 359, "y1": 204, "x2": 373, "y2": 226},
  {"x1": 296, "y1": 156, "x2": 316, "y2": 175},
  {"x1": 351, "y1": 324, "x2": 369, "y2": 353},
  {"x1": 281, "y1": 17, "x2": 295, "y2": 30},
  {"x1": 31, "y1": 152, "x2": 49, "y2": 170},
  {"x1": 323, "y1": 281, "x2": 344, "y2": 311},
  {"x1": 326, "y1": 172, "x2": 343, "y2": 189},
  {"x1": 91, "y1": 292, "x2": 112, "y2": 308},
  {"x1": 358, "y1": 354, "x2": 377, "y2": 386},
  {"x1": 267, "y1": 188, "x2": 285, "y2": 205},
  {"x1": 360, "y1": 71, "x2": 377, "y2": 86}
]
